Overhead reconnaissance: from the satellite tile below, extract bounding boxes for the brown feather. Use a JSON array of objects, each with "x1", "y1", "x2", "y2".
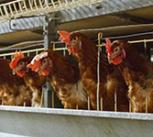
[
  {"x1": 109, "y1": 40, "x2": 153, "y2": 112},
  {"x1": 39, "y1": 50, "x2": 88, "y2": 109},
  {"x1": 68, "y1": 33, "x2": 129, "y2": 111}
]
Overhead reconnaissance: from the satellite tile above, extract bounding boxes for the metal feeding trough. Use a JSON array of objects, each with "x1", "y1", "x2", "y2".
[{"x1": 0, "y1": 106, "x2": 153, "y2": 137}]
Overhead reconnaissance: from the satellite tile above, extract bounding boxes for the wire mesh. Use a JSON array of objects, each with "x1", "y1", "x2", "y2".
[
  {"x1": 0, "y1": 37, "x2": 152, "y2": 112},
  {"x1": 0, "y1": 0, "x2": 102, "y2": 21}
]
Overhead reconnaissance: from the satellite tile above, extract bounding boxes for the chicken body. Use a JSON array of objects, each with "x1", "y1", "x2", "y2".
[
  {"x1": 10, "y1": 55, "x2": 45, "y2": 107},
  {"x1": 105, "y1": 40, "x2": 153, "y2": 113},
  {"x1": 0, "y1": 59, "x2": 32, "y2": 106},
  {"x1": 28, "y1": 50, "x2": 88, "y2": 109},
  {"x1": 59, "y1": 32, "x2": 129, "y2": 111}
]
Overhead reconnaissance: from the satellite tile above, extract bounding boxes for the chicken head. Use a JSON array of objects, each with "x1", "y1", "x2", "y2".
[
  {"x1": 105, "y1": 39, "x2": 126, "y2": 65},
  {"x1": 9, "y1": 52, "x2": 27, "y2": 77},
  {"x1": 58, "y1": 31, "x2": 82, "y2": 59},
  {"x1": 27, "y1": 51, "x2": 52, "y2": 77}
]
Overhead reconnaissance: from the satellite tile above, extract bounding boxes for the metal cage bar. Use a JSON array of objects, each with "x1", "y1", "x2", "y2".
[
  {"x1": 0, "y1": 0, "x2": 103, "y2": 21},
  {"x1": 0, "y1": 36, "x2": 152, "y2": 110}
]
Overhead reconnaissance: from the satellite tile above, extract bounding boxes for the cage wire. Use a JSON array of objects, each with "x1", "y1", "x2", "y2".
[{"x1": 0, "y1": 30, "x2": 152, "y2": 111}]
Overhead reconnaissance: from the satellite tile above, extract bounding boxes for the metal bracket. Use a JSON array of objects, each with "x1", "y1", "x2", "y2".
[
  {"x1": 43, "y1": 14, "x2": 59, "y2": 49},
  {"x1": 8, "y1": 16, "x2": 45, "y2": 32}
]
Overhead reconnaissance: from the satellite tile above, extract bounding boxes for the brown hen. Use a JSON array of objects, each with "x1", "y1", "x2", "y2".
[
  {"x1": 28, "y1": 50, "x2": 88, "y2": 109},
  {"x1": 10, "y1": 52, "x2": 46, "y2": 107},
  {"x1": 105, "y1": 39, "x2": 153, "y2": 113},
  {"x1": 58, "y1": 31, "x2": 129, "y2": 111},
  {"x1": 0, "y1": 58, "x2": 31, "y2": 106}
]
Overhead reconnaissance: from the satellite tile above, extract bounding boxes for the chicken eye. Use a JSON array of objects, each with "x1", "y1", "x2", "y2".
[
  {"x1": 71, "y1": 37, "x2": 80, "y2": 47},
  {"x1": 113, "y1": 47, "x2": 120, "y2": 53},
  {"x1": 42, "y1": 58, "x2": 47, "y2": 64},
  {"x1": 71, "y1": 36, "x2": 77, "y2": 41},
  {"x1": 19, "y1": 61, "x2": 25, "y2": 66},
  {"x1": 74, "y1": 37, "x2": 78, "y2": 40}
]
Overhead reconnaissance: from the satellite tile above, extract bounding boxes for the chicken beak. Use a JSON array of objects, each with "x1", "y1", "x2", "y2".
[
  {"x1": 12, "y1": 70, "x2": 16, "y2": 75},
  {"x1": 108, "y1": 57, "x2": 113, "y2": 64},
  {"x1": 67, "y1": 48, "x2": 72, "y2": 55}
]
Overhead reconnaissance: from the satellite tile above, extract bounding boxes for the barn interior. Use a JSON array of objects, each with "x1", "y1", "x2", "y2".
[
  {"x1": 0, "y1": 1, "x2": 153, "y2": 137},
  {"x1": 0, "y1": 2, "x2": 152, "y2": 61}
]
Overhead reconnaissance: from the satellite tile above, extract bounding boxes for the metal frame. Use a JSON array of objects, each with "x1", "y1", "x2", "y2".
[
  {"x1": 1, "y1": 13, "x2": 59, "y2": 108},
  {"x1": 0, "y1": 0, "x2": 152, "y2": 22},
  {"x1": 0, "y1": 0, "x2": 102, "y2": 21},
  {"x1": 0, "y1": 37, "x2": 153, "y2": 110},
  {"x1": 0, "y1": 0, "x2": 153, "y2": 35},
  {"x1": 60, "y1": 0, "x2": 153, "y2": 22},
  {"x1": 42, "y1": 15, "x2": 57, "y2": 108},
  {"x1": 0, "y1": 37, "x2": 153, "y2": 56},
  {"x1": 1, "y1": 106, "x2": 153, "y2": 137},
  {"x1": 0, "y1": 16, "x2": 45, "y2": 34}
]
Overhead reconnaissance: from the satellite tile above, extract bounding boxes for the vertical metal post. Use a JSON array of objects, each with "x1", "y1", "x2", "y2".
[
  {"x1": 44, "y1": 0, "x2": 49, "y2": 7},
  {"x1": 100, "y1": 97, "x2": 103, "y2": 111},
  {"x1": 114, "y1": 89, "x2": 117, "y2": 112},
  {"x1": 144, "y1": 39, "x2": 147, "y2": 57},
  {"x1": 43, "y1": 16, "x2": 50, "y2": 50},
  {"x1": 42, "y1": 78, "x2": 52, "y2": 107},
  {"x1": 145, "y1": 95, "x2": 148, "y2": 113},
  {"x1": 42, "y1": 15, "x2": 59, "y2": 108},
  {"x1": 97, "y1": 33, "x2": 103, "y2": 110},
  {"x1": 144, "y1": 39, "x2": 150, "y2": 60},
  {"x1": 42, "y1": 15, "x2": 52, "y2": 107},
  {"x1": 97, "y1": 45, "x2": 100, "y2": 110}
]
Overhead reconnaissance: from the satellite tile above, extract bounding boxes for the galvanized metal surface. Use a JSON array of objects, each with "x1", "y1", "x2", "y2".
[
  {"x1": 0, "y1": 0, "x2": 152, "y2": 22},
  {"x1": 0, "y1": 132, "x2": 28, "y2": 137},
  {"x1": 60, "y1": 0, "x2": 153, "y2": 22},
  {"x1": 0, "y1": 0, "x2": 102, "y2": 21},
  {"x1": 0, "y1": 16, "x2": 45, "y2": 34},
  {"x1": 0, "y1": 0, "x2": 153, "y2": 35},
  {"x1": 0, "y1": 106, "x2": 153, "y2": 137}
]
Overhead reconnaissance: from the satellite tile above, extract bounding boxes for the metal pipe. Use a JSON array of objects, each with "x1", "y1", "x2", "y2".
[
  {"x1": 43, "y1": 16, "x2": 49, "y2": 50},
  {"x1": 100, "y1": 97, "x2": 103, "y2": 111},
  {"x1": 144, "y1": 40, "x2": 147, "y2": 56},
  {"x1": 18, "y1": 1, "x2": 23, "y2": 12},
  {"x1": 8, "y1": 4, "x2": 13, "y2": 15},
  {"x1": 40, "y1": 89, "x2": 44, "y2": 107},
  {"x1": 33, "y1": 0, "x2": 38, "y2": 9},
  {"x1": 42, "y1": 15, "x2": 52, "y2": 108},
  {"x1": 42, "y1": 78, "x2": 52, "y2": 108},
  {"x1": 96, "y1": 32, "x2": 103, "y2": 110},
  {"x1": 0, "y1": 6, "x2": 4, "y2": 16},
  {"x1": 128, "y1": 39, "x2": 153, "y2": 44},
  {"x1": 28, "y1": 0, "x2": 33, "y2": 10},
  {"x1": 13, "y1": 3, "x2": 18, "y2": 13},
  {"x1": 0, "y1": 0, "x2": 103, "y2": 21},
  {"x1": 114, "y1": 89, "x2": 117, "y2": 112},
  {"x1": 145, "y1": 95, "x2": 148, "y2": 113},
  {"x1": 0, "y1": 48, "x2": 44, "y2": 57},
  {"x1": 52, "y1": 91, "x2": 55, "y2": 108},
  {"x1": 87, "y1": 96, "x2": 90, "y2": 110},
  {"x1": 2, "y1": 36, "x2": 153, "y2": 54},
  {"x1": 129, "y1": 100, "x2": 132, "y2": 112},
  {"x1": 23, "y1": 0, "x2": 27, "y2": 11},
  {"x1": 38, "y1": 0, "x2": 43, "y2": 8}
]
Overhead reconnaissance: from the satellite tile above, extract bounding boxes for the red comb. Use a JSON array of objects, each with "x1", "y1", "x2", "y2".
[
  {"x1": 58, "y1": 31, "x2": 71, "y2": 46},
  {"x1": 27, "y1": 52, "x2": 48, "y2": 72},
  {"x1": 9, "y1": 52, "x2": 24, "y2": 69},
  {"x1": 27, "y1": 60, "x2": 41, "y2": 72},
  {"x1": 105, "y1": 38, "x2": 112, "y2": 55}
]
